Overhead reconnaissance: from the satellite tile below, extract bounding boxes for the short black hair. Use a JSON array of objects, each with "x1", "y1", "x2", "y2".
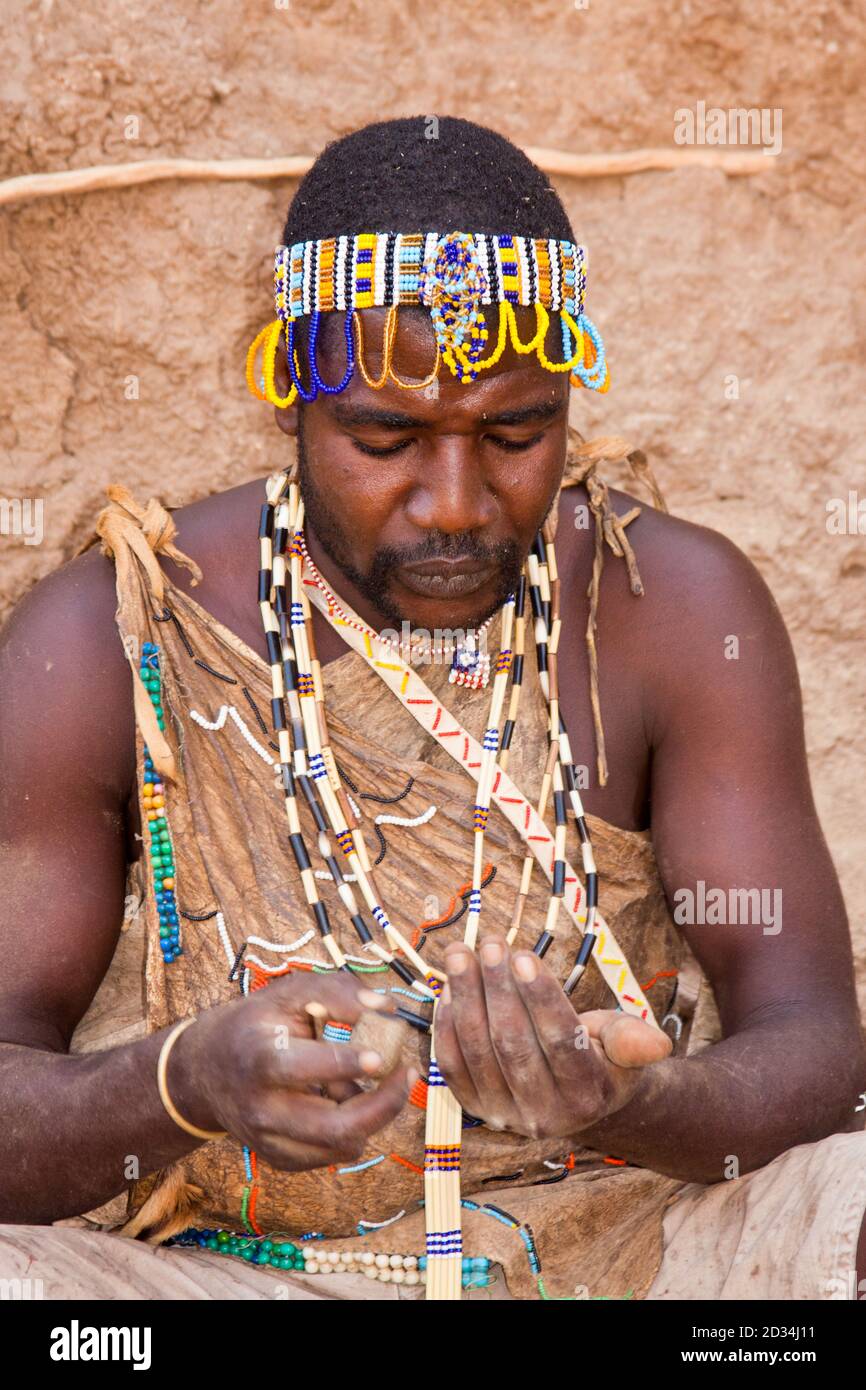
[{"x1": 282, "y1": 115, "x2": 575, "y2": 245}]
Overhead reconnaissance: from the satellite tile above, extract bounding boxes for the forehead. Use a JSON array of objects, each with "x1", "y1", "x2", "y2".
[{"x1": 309, "y1": 304, "x2": 571, "y2": 419}]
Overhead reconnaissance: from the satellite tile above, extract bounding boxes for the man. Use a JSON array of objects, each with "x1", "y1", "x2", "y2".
[{"x1": 1, "y1": 115, "x2": 864, "y2": 1302}]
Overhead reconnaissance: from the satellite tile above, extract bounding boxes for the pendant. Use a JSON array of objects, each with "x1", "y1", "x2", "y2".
[{"x1": 448, "y1": 637, "x2": 490, "y2": 690}]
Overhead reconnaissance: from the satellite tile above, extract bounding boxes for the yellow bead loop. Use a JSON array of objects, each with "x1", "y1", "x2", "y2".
[
  {"x1": 353, "y1": 306, "x2": 398, "y2": 389},
  {"x1": 245, "y1": 322, "x2": 274, "y2": 402},
  {"x1": 261, "y1": 319, "x2": 298, "y2": 409},
  {"x1": 506, "y1": 300, "x2": 547, "y2": 355},
  {"x1": 537, "y1": 307, "x2": 585, "y2": 373}
]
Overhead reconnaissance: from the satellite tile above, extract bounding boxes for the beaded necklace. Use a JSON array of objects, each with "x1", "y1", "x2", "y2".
[{"x1": 256, "y1": 465, "x2": 642, "y2": 1299}]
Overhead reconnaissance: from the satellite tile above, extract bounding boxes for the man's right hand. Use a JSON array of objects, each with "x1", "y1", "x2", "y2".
[{"x1": 169, "y1": 973, "x2": 416, "y2": 1172}]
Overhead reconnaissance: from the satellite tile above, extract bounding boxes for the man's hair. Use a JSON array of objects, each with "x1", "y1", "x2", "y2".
[{"x1": 282, "y1": 115, "x2": 575, "y2": 244}]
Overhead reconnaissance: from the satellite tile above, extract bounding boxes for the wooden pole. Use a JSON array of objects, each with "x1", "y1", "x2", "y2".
[{"x1": 0, "y1": 146, "x2": 775, "y2": 209}]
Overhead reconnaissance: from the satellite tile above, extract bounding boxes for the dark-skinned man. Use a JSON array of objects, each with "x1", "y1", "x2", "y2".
[{"x1": 1, "y1": 116, "x2": 864, "y2": 1302}]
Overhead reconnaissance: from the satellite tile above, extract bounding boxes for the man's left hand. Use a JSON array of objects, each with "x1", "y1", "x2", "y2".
[{"x1": 433, "y1": 935, "x2": 673, "y2": 1141}]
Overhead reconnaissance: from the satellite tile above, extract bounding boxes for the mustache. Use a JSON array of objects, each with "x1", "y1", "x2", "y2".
[{"x1": 371, "y1": 532, "x2": 519, "y2": 572}]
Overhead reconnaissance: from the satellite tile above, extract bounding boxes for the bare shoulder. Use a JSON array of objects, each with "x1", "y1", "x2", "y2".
[
  {"x1": 556, "y1": 481, "x2": 801, "y2": 739},
  {"x1": 0, "y1": 543, "x2": 136, "y2": 803},
  {"x1": 559, "y1": 481, "x2": 788, "y2": 636}
]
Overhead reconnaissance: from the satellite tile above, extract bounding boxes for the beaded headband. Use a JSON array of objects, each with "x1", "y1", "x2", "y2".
[{"x1": 246, "y1": 229, "x2": 609, "y2": 406}]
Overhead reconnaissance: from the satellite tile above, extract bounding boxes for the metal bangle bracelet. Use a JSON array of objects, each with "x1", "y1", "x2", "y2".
[{"x1": 156, "y1": 1016, "x2": 228, "y2": 1142}]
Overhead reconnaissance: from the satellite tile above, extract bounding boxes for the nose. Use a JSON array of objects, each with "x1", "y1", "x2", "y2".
[{"x1": 403, "y1": 436, "x2": 497, "y2": 535}]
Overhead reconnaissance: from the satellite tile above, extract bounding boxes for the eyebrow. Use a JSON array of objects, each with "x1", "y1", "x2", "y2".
[
  {"x1": 484, "y1": 400, "x2": 563, "y2": 427},
  {"x1": 331, "y1": 398, "x2": 564, "y2": 431}
]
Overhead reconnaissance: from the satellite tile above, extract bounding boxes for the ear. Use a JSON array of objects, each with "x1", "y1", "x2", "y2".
[{"x1": 273, "y1": 346, "x2": 299, "y2": 437}]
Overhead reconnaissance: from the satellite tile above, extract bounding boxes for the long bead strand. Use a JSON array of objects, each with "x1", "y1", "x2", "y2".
[
  {"x1": 426, "y1": 584, "x2": 518, "y2": 1300},
  {"x1": 258, "y1": 475, "x2": 347, "y2": 971},
  {"x1": 497, "y1": 572, "x2": 525, "y2": 773},
  {"x1": 285, "y1": 489, "x2": 438, "y2": 996},
  {"x1": 464, "y1": 591, "x2": 515, "y2": 949},
  {"x1": 539, "y1": 520, "x2": 600, "y2": 992},
  {"x1": 293, "y1": 521, "x2": 430, "y2": 997},
  {"x1": 260, "y1": 473, "x2": 433, "y2": 1023}
]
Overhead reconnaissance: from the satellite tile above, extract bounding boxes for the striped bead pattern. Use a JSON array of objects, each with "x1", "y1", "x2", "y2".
[{"x1": 275, "y1": 233, "x2": 586, "y2": 324}]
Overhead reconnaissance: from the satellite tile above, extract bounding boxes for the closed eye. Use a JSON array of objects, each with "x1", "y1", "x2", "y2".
[
  {"x1": 487, "y1": 432, "x2": 544, "y2": 452},
  {"x1": 351, "y1": 438, "x2": 412, "y2": 457},
  {"x1": 350, "y1": 431, "x2": 545, "y2": 458}
]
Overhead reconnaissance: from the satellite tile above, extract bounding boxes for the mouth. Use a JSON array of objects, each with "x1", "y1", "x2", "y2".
[{"x1": 395, "y1": 557, "x2": 498, "y2": 599}]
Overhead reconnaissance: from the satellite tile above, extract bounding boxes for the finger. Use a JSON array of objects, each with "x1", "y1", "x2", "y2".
[
  {"x1": 238, "y1": 1063, "x2": 414, "y2": 1160},
  {"x1": 250, "y1": 1136, "x2": 367, "y2": 1173},
  {"x1": 257, "y1": 1034, "x2": 388, "y2": 1088},
  {"x1": 332, "y1": 1061, "x2": 418, "y2": 1137},
  {"x1": 264, "y1": 970, "x2": 396, "y2": 1029},
  {"x1": 432, "y1": 998, "x2": 485, "y2": 1117},
  {"x1": 323, "y1": 1078, "x2": 362, "y2": 1103},
  {"x1": 441, "y1": 943, "x2": 514, "y2": 1127},
  {"x1": 477, "y1": 936, "x2": 559, "y2": 1124},
  {"x1": 510, "y1": 950, "x2": 605, "y2": 1093},
  {"x1": 574, "y1": 1009, "x2": 674, "y2": 1066}
]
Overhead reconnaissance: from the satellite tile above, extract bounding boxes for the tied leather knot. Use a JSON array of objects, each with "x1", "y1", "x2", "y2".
[
  {"x1": 94, "y1": 484, "x2": 202, "y2": 605},
  {"x1": 93, "y1": 485, "x2": 203, "y2": 785}
]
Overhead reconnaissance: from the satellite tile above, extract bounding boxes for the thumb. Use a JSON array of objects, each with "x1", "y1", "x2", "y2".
[{"x1": 578, "y1": 1008, "x2": 674, "y2": 1068}]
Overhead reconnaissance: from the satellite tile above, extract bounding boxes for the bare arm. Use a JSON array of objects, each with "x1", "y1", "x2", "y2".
[
  {"x1": 435, "y1": 523, "x2": 866, "y2": 1181},
  {"x1": 577, "y1": 524, "x2": 865, "y2": 1176},
  {"x1": 0, "y1": 554, "x2": 409, "y2": 1224}
]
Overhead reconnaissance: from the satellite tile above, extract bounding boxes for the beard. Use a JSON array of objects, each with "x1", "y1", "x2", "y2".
[{"x1": 296, "y1": 417, "x2": 524, "y2": 631}]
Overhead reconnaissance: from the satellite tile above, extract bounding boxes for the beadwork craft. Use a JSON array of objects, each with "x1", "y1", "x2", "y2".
[
  {"x1": 221, "y1": 219, "x2": 657, "y2": 1304},
  {"x1": 246, "y1": 229, "x2": 609, "y2": 406}
]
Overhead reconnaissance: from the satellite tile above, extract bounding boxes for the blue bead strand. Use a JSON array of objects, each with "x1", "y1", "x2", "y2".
[
  {"x1": 287, "y1": 317, "x2": 318, "y2": 402},
  {"x1": 307, "y1": 308, "x2": 356, "y2": 395},
  {"x1": 571, "y1": 313, "x2": 607, "y2": 389}
]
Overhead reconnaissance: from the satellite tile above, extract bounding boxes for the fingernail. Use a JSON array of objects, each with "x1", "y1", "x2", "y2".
[
  {"x1": 513, "y1": 952, "x2": 538, "y2": 982},
  {"x1": 480, "y1": 938, "x2": 505, "y2": 967},
  {"x1": 440, "y1": 982, "x2": 452, "y2": 1006},
  {"x1": 304, "y1": 1001, "x2": 327, "y2": 1019},
  {"x1": 446, "y1": 949, "x2": 469, "y2": 975},
  {"x1": 407, "y1": 1067, "x2": 421, "y2": 1087},
  {"x1": 359, "y1": 1049, "x2": 383, "y2": 1073},
  {"x1": 358, "y1": 989, "x2": 388, "y2": 1010}
]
